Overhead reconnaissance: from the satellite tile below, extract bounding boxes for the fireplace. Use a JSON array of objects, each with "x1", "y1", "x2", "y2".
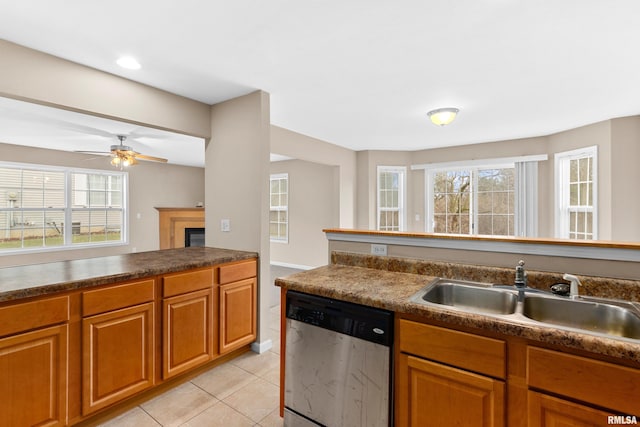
[{"x1": 184, "y1": 227, "x2": 205, "y2": 247}]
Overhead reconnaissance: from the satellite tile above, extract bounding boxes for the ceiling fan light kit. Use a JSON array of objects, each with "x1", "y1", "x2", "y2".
[
  {"x1": 428, "y1": 107, "x2": 459, "y2": 126},
  {"x1": 76, "y1": 134, "x2": 168, "y2": 168}
]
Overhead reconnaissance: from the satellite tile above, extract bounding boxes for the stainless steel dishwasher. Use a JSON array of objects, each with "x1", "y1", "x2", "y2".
[{"x1": 284, "y1": 290, "x2": 393, "y2": 427}]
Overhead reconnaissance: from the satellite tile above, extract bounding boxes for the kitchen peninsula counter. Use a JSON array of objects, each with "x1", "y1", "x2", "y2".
[
  {"x1": 276, "y1": 253, "x2": 640, "y2": 364},
  {"x1": 0, "y1": 246, "x2": 258, "y2": 303}
]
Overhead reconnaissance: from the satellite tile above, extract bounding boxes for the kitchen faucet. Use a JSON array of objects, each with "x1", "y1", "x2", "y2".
[
  {"x1": 514, "y1": 260, "x2": 527, "y2": 288},
  {"x1": 563, "y1": 273, "x2": 582, "y2": 299}
]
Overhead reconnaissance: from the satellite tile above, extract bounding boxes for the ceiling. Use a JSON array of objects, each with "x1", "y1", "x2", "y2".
[{"x1": 0, "y1": 0, "x2": 639, "y2": 166}]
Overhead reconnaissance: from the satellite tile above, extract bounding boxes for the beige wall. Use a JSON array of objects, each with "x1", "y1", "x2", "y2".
[
  {"x1": 355, "y1": 150, "x2": 415, "y2": 230},
  {"x1": 547, "y1": 120, "x2": 612, "y2": 238},
  {"x1": 270, "y1": 159, "x2": 339, "y2": 268},
  {"x1": 271, "y1": 126, "x2": 356, "y2": 228},
  {"x1": 0, "y1": 142, "x2": 204, "y2": 267},
  {"x1": 355, "y1": 117, "x2": 640, "y2": 242},
  {"x1": 0, "y1": 39, "x2": 211, "y2": 138},
  {"x1": 607, "y1": 117, "x2": 640, "y2": 241},
  {"x1": 205, "y1": 90, "x2": 272, "y2": 348}
]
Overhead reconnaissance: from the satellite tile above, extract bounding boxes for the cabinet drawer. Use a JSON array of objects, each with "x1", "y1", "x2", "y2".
[
  {"x1": 83, "y1": 279, "x2": 155, "y2": 317},
  {"x1": 218, "y1": 259, "x2": 257, "y2": 285},
  {"x1": 527, "y1": 346, "x2": 640, "y2": 415},
  {"x1": 163, "y1": 268, "x2": 213, "y2": 297},
  {"x1": 399, "y1": 319, "x2": 506, "y2": 379},
  {"x1": 0, "y1": 296, "x2": 69, "y2": 337}
]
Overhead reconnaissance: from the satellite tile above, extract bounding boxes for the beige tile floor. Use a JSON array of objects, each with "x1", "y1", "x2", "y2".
[{"x1": 99, "y1": 304, "x2": 283, "y2": 427}]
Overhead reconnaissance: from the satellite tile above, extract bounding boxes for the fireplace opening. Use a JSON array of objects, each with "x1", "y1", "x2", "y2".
[{"x1": 185, "y1": 227, "x2": 205, "y2": 247}]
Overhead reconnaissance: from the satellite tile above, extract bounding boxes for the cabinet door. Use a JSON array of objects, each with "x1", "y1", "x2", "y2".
[
  {"x1": 396, "y1": 353, "x2": 505, "y2": 427},
  {"x1": 219, "y1": 277, "x2": 257, "y2": 354},
  {"x1": 82, "y1": 302, "x2": 154, "y2": 415},
  {"x1": 528, "y1": 391, "x2": 617, "y2": 426},
  {"x1": 0, "y1": 324, "x2": 68, "y2": 427},
  {"x1": 163, "y1": 288, "x2": 214, "y2": 379}
]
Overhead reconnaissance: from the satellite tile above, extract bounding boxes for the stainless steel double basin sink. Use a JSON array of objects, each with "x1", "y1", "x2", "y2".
[{"x1": 409, "y1": 278, "x2": 640, "y2": 341}]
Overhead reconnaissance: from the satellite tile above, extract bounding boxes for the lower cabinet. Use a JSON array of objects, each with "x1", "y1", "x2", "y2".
[
  {"x1": 396, "y1": 318, "x2": 506, "y2": 427},
  {"x1": 0, "y1": 295, "x2": 70, "y2": 427},
  {"x1": 217, "y1": 259, "x2": 258, "y2": 355},
  {"x1": 0, "y1": 258, "x2": 258, "y2": 425},
  {"x1": 396, "y1": 317, "x2": 640, "y2": 427},
  {"x1": 526, "y1": 346, "x2": 640, "y2": 423},
  {"x1": 528, "y1": 391, "x2": 613, "y2": 426},
  {"x1": 81, "y1": 279, "x2": 156, "y2": 416},
  {"x1": 0, "y1": 324, "x2": 68, "y2": 427},
  {"x1": 397, "y1": 353, "x2": 505, "y2": 427},
  {"x1": 163, "y1": 288, "x2": 214, "y2": 379},
  {"x1": 219, "y1": 277, "x2": 257, "y2": 354},
  {"x1": 82, "y1": 301, "x2": 155, "y2": 415}
]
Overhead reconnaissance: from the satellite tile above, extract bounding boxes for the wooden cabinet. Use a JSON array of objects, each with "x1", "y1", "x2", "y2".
[
  {"x1": 527, "y1": 346, "x2": 640, "y2": 421},
  {"x1": 396, "y1": 317, "x2": 640, "y2": 427},
  {"x1": 528, "y1": 391, "x2": 613, "y2": 426},
  {"x1": 398, "y1": 353, "x2": 505, "y2": 427},
  {"x1": 218, "y1": 260, "x2": 257, "y2": 354},
  {"x1": 0, "y1": 257, "x2": 257, "y2": 425},
  {"x1": 162, "y1": 268, "x2": 215, "y2": 379},
  {"x1": 0, "y1": 295, "x2": 69, "y2": 427},
  {"x1": 396, "y1": 318, "x2": 506, "y2": 427},
  {"x1": 82, "y1": 280, "x2": 155, "y2": 415}
]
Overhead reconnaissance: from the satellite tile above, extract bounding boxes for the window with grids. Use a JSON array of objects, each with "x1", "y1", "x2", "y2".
[
  {"x1": 0, "y1": 162, "x2": 126, "y2": 252},
  {"x1": 377, "y1": 166, "x2": 406, "y2": 231},
  {"x1": 429, "y1": 167, "x2": 514, "y2": 236},
  {"x1": 269, "y1": 173, "x2": 288, "y2": 242},
  {"x1": 555, "y1": 147, "x2": 597, "y2": 240}
]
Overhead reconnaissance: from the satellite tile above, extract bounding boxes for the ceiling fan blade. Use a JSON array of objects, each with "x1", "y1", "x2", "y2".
[
  {"x1": 74, "y1": 150, "x2": 111, "y2": 155},
  {"x1": 134, "y1": 153, "x2": 168, "y2": 163}
]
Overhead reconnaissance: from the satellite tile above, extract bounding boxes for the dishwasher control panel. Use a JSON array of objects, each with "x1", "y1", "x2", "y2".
[{"x1": 286, "y1": 290, "x2": 393, "y2": 346}]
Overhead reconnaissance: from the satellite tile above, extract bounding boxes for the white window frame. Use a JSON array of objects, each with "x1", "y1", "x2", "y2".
[
  {"x1": 554, "y1": 146, "x2": 598, "y2": 240},
  {"x1": 269, "y1": 173, "x2": 289, "y2": 243},
  {"x1": 0, "y1": 161, "x2": 128, "y2": 255},
  {"x1": 414, "y1": 154, "x2": 547, "y2": 237},
  {"x1": 376, "y1": 166, "x2": 406, "y2": 232}
]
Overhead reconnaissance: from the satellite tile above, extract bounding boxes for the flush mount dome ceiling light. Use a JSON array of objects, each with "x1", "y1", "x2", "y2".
[
  {"x1": 427, "y1": 107, "x2": 459, "y2": 126},
  {"x1": 116, "y1": 56, "x2": 141, "y2": 70}
]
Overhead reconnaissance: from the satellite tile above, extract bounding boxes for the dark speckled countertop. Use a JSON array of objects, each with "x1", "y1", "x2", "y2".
[
  {"x1": 0, "y1": 247, "x2": 258, "y2": 303},
  {"x1": 276, "y1": 257, "x2": 640, "y2": 364}
]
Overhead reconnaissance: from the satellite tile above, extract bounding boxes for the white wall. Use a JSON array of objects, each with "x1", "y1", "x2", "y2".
[{"x1": 0, "y1": 142, "x2": 204, "y2": 267}]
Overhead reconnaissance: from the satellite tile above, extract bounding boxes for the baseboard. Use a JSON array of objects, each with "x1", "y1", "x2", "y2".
[
  {"x1": 251, "y1": 338, "x2": 273, "y2": 354},
  {"x1": 270, "y1": 261, "x2": 316, "y2": 270}
]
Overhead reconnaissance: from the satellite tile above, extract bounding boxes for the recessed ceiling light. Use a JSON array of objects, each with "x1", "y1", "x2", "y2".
[{"x1": 116, "y1": 56, "x2": 141, "y2": 70}]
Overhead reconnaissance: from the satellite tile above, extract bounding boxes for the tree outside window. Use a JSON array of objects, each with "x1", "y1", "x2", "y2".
[{"x1": 430, "y1": 167, "x2": 514, "y2": 236}]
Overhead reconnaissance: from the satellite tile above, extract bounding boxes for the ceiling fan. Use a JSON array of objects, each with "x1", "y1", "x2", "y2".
[{"x1": 76, "y1": 135, "x2": 168, "y2": 168}]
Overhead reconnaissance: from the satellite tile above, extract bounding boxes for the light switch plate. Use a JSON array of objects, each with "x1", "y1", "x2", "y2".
[{"x1": 221, "y1": 219, "x2": 231, "y2": 232}]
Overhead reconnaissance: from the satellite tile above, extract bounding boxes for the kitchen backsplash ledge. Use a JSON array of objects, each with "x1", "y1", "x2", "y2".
[{"x1": 330, "y1": 251, "x2": 640, "y2": 303}]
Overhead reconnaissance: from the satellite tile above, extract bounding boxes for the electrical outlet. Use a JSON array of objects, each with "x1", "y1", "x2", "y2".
[
  {"x1": 371, "y1": 244, "x2": 387, "y2": 256},
  {"x1": 221, "y1": 219, "x2": 231, "y2": 232}
]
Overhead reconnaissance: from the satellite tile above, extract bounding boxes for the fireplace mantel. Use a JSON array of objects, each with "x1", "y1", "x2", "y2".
[{"x1": 155, "y1": 207, "x2": 205, "y2": 249}]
